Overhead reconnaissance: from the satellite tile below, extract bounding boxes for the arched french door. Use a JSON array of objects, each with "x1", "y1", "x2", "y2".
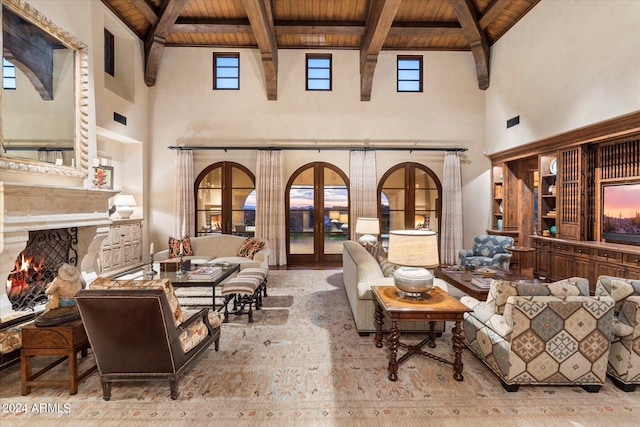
[
  {"x1": 377, "y1": 162, "x2": 442, "y2": 248},
  {"x1": 286, "y1": 162, "x2": 350, "y2": 264},
  {"x1": 194, "y1": 162, "x2": 256, "y2": 237}
]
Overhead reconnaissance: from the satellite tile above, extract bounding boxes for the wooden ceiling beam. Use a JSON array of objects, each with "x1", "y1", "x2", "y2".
[
  {"x1": 360, "y1": 0, "x2": 402, "y2": 101},
  {"x1": 144, "y1": 0, "x2": 188, "y2": 87},
  {"x1": 479, "y1": 0, "x2": 511, "y2": 29},
  {"x1": 130, "y1": 0, "x2": 158, "y2": 25},
  {"x1": 242, "y1": 0, "x2": 278, "y2": 100},
  {"x1": 448, "y1": 0, "x2": 490, "y2": 90}
]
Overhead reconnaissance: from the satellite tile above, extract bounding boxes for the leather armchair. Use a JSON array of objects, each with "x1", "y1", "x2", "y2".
[
  {"x1": 75, "y1": 278, "x2": 220, "y2": 400},
  {"x1": 595, "y1": 275, "x2": 640, "y2": 391},
  {"x1": 458, "y1": 234, "x2": 514, "y2": 269}
]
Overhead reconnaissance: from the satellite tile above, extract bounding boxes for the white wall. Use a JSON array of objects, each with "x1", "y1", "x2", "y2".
[
  {"x1": 486, "y1": 0, "x2": 640, "y2": 154},
  {"x1": 148, "y1": 47, "x2": 486, "y2": 246}
]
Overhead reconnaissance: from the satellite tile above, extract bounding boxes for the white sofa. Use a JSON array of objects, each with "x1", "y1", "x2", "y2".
[
  {"x1": 155, "y1": 234, "x2": 270, "y2": 270},
  {"x1": 342, "y1": 240, "x2": 448, "y2": 336}
]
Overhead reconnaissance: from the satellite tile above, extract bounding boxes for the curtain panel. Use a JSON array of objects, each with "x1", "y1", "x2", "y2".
[
  {"x1": 441, "y1": 152, "x2": 463, "y2": 265},
  {"x1": 174, "y1": 149, "x2": 195, "y2": 238},
  {"x1": 255, "y1": 150, "x2": 287, "y2": 266},
  {"x1": 349, "y1": 150, "x2": 377, "y2": 240}
]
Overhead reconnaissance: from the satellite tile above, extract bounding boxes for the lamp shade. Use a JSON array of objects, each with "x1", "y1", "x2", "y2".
[
  {"x1": 114, "y1": 194, "x2": 136, "y2": 207},
  {"x1": 355, "y1": 217, "x2": 379, "y2": 235},
  {"x1": 387, "y1": 230, "x2": 439, "y2": 268}
]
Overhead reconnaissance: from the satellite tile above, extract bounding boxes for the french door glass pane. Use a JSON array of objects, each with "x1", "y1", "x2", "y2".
[
  {"x1": 200, "y1": 168, "x2": 222, "y2": 188},
  {"x1": 383, "y1": 169, "x2": 404, "y2": 187},
  {"x1": 198, "y1": 189, "x2": 222, "y2": 210},
  {"x1": 290, "y1": 184, "x2": 314, "y2": 254},
  {"x1": 232, "y1": 188, "x2": 255, "y2": 209},
  {"x1": 232, "y1": 167, "x2": 253, "y2": 187},
  {"x1": 323, "y1": 169, "x2": 348, "y2": 254}
]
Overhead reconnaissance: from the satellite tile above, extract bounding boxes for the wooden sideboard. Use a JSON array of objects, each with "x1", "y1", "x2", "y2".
[{"x1": 532, "y1": 236, "x2": 640, "y2": 293}]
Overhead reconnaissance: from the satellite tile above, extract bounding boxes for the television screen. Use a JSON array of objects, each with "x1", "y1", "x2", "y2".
[{"x1": 602, "y1": 182, "x2": 640, "y2": 245}]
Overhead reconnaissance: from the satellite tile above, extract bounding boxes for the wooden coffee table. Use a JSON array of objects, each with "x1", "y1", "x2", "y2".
[
  {"x1": 372, "y1": 286, "x2": 471, "y2": 382},
  {"x1": 435, "y1": 266, "x2": 532, "y2": 300}
]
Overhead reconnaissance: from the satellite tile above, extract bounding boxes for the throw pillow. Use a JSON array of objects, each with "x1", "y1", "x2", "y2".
[
  {"x1": 377, "y1": 256, "x2": 399, "y2": 278},
  {"x1": 169, "y1": 236, "x2": 194, "y2": 258},
  {"x1": 491, "y1": 279, "x2": 584, "y2": 315},
  {"x1": 365, "y1": 242, "x2": 385, "y2": 259},
  {"x1": 237, "y1": 238, "x2": 264, "y2": 259}
]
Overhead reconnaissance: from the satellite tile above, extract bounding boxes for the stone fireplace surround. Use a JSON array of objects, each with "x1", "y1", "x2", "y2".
[{"x1": 0, "y1": 182, "x2": 116, "y2": 315}]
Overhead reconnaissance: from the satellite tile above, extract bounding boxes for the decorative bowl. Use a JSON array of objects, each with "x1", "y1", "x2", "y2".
[{"x1": 476, "y1": 267, "x2": 497, "y2": 278}]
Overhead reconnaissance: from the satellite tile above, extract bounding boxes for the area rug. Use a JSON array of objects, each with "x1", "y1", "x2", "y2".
[{"x1": 1, "y1": 270, "x2": 638, "y2": 426}]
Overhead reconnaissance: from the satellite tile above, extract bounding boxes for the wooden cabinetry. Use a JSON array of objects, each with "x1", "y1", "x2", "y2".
[
  {"x1": 491, "y1": 164, "x2": 504, "y2": 230},
  {"x1": 539, "y1": 152, "x2": 558, "y2": 236},
  {"x1": 532, "y1": 236, "x2": 640, "y2": 293},
  {"x1": 100, "y1": 219, "x2": 142, "y2": 274}
]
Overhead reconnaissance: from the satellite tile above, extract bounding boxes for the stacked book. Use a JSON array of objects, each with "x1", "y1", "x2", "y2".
[
  {"x1": 187, "y1": 266, "x2": 222, "y2": 280},
  {"x1": 470, "y1": 277, "x2": 493, "y2": 289}
]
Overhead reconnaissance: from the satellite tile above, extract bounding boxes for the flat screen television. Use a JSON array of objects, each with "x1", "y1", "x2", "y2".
[{"x1": 601, "y1": 182, "x2": 640, "y2": 245}]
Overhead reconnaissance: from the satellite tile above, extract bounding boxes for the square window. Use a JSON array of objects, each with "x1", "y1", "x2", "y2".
[
  {"x1": 213, "y1": 53, "x2": 239, "y2": 90},
  {"x1": 397, "y1": 56, "x2": 422, "y2": 92},
  {"x1": 306, "y1": 54, "x2": 332, "y2": 91}
]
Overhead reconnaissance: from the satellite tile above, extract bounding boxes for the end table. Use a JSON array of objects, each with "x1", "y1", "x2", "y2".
[{"x1": 21, "y1": 319, "x2": 97, "y2": 395}]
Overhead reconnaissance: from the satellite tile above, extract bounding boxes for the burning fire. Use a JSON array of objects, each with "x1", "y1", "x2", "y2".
[{"x1": 6, "y1": 253, "x2": 45, "y2": 301}]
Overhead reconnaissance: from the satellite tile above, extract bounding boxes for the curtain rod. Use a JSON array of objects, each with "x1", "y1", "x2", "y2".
[{"x1": 167, "y1": 146, "x2": 467, "y2": 152}]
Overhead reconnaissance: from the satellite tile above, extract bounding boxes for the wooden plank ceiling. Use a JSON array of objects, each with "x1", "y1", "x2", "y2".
[{"x1": 102, "y1": 0, "x2": 540, "y2": 100}]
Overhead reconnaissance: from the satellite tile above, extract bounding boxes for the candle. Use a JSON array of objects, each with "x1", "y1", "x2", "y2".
[
  {"x1": 179, "y1": 243, "x2": 184, "y2": 256},
  {"x1": 92, "y1": 158, "x2": 100, "y2": 167},
  {"x1": 150, "y1": 243, "x2": 154, "y2": 255}
]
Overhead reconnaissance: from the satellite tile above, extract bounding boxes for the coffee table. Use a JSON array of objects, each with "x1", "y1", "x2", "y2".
[
  {"x1": 113, "y1": 263, "x2": 240, "y2": 309},
  {"x1": 372, "y1": 285, "x2": 471, "y2": 382},
  {"x1": 435, "y1": 266, "x2": 532, "y2": 300}
]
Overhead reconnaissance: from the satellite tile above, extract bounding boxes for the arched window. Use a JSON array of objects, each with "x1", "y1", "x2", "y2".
[
  {"x1": 378, "y1": 162, "x2": 442, "y2": 247},
  {"x1": 194, "y1": 162, "x2": 256, "y2": 236}
]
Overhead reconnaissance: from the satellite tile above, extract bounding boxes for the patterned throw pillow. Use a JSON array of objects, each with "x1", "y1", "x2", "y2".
[
  {"x1": 365, "y1": 242, "x2": 385, "y2": 259},
  {"x1": 490, "y1": 278, "x2": 584, "y2": 315},
  {"x1": 377, "y1": 256, "x2": 399, "y2": 278},
  {"x1": 237, "y1": 238, "x2": 265, "y2": 259},
  {"x1": 169, "y1": 236, "x2": 194, "y2": 258}
]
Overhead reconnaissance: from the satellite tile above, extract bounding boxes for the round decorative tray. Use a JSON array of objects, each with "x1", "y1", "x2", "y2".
[{"x1": 476, "y1": 267, "x2": 497, "y2": 278}]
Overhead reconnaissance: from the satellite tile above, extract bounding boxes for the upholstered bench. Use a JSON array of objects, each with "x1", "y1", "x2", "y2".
[
  {"x1": 221, "y1": 277, "x2": 262, "y2": 323},
  {"x1": 238, "y1": 267, "x2": 269, "y2": 298}
]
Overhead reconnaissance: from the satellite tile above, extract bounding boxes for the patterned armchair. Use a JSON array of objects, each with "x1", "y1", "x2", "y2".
[
  {"x1": 76, "y1": 278, "x2": 221, "y2": 400},
  {"x1": 461, "y1": 277, "x2": 615, "y2": 392},
  {"x1": 595, "y1": 276, "x2": 640, "y2": 391},
  {"x1": 458, "y1": 234, "x2": 514, "y2": 269}
]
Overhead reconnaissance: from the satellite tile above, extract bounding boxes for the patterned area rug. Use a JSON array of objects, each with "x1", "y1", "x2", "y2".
[{"x1": 1, "y1": 270, "x2": 638, "y2": 426}]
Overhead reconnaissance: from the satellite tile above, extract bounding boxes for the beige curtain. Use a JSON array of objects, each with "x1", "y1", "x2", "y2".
[
  {"x1": 174, "y1": 149, "x2": 195, "y2": 238},
  {"x1": 349, "y1": 150, "x2": 378, "y2": 240},
  {"x1": 441, "y1": 152, "x2": 463, "y2": 264},
  {"x1": 256, "y1": 150, "x2": 286, "y2": 266}
]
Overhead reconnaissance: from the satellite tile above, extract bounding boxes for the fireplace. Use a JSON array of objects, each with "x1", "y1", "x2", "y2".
[{"x1": 0, "y1": 182, "x2": 117, "y2": 315}]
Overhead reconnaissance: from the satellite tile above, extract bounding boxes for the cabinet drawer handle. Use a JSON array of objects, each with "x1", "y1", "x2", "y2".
[
  {"x1": 603, "y1": 253, "x2": 608, "y2": 257},
  {"x1": 576, "y1": 249, "x2": 583, "y2": 253}
]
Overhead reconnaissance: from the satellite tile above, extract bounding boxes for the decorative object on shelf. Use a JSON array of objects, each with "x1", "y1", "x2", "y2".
[
  {"x1": 550, "y1": 225, "x2": 557, "y2": 236},
  {"x1": 549, "y1": 157, "x2": 557, "y2": 175},
  {"x1": 548, "y1": 184, "x2": 556, "y2": 195},
  {"x1": 114, "y1": 194, "x2": 136, "y2": 219},
  {"x1": 387, "y1": 230, "x2": 439, "y2": 298},
  {"x1": 497, "y1": 219, "x2": 503, "y2": 230},
  {"x1": 499, "y1": 203, "x2": 504, "y2": 214},
  {"x1": 542, "y1": 229, "x2": 551, "y2": 237},
  {"x1": 36, "y1": 263, "x2": 84, "y2": 326},
  {"x1": 355, "y1": 217, "x2": 379, "y2": 245}
]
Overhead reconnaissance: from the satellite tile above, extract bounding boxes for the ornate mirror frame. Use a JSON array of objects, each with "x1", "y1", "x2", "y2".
[{"x1": 0, "y1": 0, "x2": 89, "y2": 179}]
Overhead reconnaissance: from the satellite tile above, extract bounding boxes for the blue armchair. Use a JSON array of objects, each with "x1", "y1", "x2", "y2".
[{"x1": 458, "y1": 234, "x2": 514, "y2": 269}]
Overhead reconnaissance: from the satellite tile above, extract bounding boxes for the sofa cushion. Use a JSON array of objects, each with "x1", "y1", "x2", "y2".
[
  {"x1": 169, "y1": 236, "x2": 194, "y2": 258},
  {"x1": 490, "y1": 278, "x2": 585, "y2": 315}
]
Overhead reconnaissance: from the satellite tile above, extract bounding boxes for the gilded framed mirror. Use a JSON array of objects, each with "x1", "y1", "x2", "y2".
[{"x1": 1, "y1": 0, "x2": 89, "y2": 180}]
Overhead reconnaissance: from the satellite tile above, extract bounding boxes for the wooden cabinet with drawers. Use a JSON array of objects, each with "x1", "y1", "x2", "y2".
[
  {"x1": 100, "y1": 219, "x2": 143, "y2": 274},
  {"x1": 533, "y1": 236, "x2": 640, "y2": 293}
]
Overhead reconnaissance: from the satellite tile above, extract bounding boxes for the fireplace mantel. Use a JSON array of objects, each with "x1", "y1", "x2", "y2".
[{"x1": 1, "y1": 182, "x2": 117, "y2": 314}]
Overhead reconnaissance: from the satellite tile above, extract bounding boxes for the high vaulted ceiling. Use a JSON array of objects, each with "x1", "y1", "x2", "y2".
[{"x1": 101, "y1": 0, "x2": 540, "y2": 100}]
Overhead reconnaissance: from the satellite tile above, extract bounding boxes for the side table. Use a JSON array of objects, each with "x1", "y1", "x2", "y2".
[
  {"x1": 505, "y1": 245, "x2": 536, "y2": 275},
  {"x1": 21, "y1": 319, "x2": 97, "y2": 395}
]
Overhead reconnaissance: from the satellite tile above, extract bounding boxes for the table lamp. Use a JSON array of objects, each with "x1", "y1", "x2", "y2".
[
  {"x1": 387, "y1": 229, "x2": 439, "y2": 297},
  {"x1": 355, "y1": 217, "x2": 379, "y2": 245},
  {"x1": 114, "y1": 194, "x2": 136, "y2": 219}
]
